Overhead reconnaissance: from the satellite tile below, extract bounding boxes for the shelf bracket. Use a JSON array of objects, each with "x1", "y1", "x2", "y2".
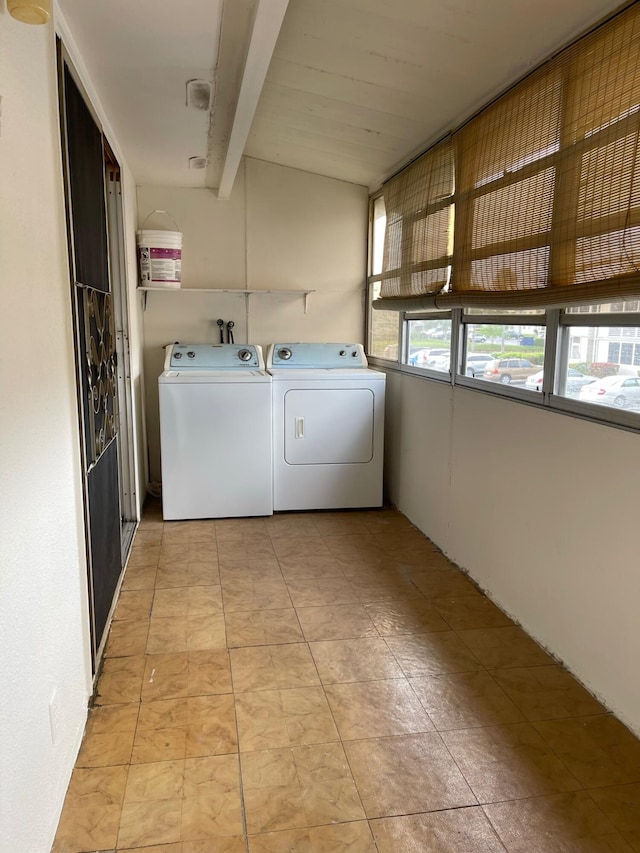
[{"x1": 304, "y1": 291, "x2": 311, "y2": 314}]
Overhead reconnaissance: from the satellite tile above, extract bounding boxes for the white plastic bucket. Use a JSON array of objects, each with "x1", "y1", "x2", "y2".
[{"x1": 137, "y1": 211, "x2": 182, "y2": 288}]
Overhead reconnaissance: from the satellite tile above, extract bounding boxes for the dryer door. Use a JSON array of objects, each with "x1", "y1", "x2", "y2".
[{"x1": 284, "y1": 388, "x2": 374, "y2": 465}]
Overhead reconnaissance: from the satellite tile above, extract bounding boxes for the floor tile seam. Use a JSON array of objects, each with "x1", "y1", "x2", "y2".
[
  {"x1": 267, "y1": 530, "x2": 324, "y2": 542},
  {"x1": 224, "y1": 699, "x2": 251, "y2": 853},
  {"x1": 86, "y1": 693, "x2": 144, "y2": 772},
  {"x1": 478, "y1": 785, "x2": 624, "y2": 810},
  {"x1": 438, "y1": 717, "x2": 578, "y2": 740},
  {"x1": 583, "y1": 783, "x2": 640, "y2": 842},
  {"x1": 379, "y1": 633, "x2": 483, "y2": 679},
  {"x1": 529, "y1": 714, "x2": 623, "y2": 787},
  {"x1": 458, "y1": 784, "x2": 594, "y2": 810},
  {"x1": 243, "y1": 815, "x2": 374, "y2": 842},
  {"x1": 450, "y1": 803, "x2": 510, "y2": 852},
  {"x1": 407, "y1": 667, "x2": 528, "y2": 723},
  {"x1": 227, "y1": 638, "x2": 308, "y2": 651},
  {"x1": 220, "y1": 572, "x2": 286, "y2": 584},
  {"x1": 399, "y1": 676, "x2": 438, "y2": 734},
  {"x1": 365, "y1": 802, "x2": 505, "y2": 840},
  {"x1": 452, "y1": 628, "x2": 550, "y2": 671},
  {"x1": 349, "y1": 725, "x2": 482, "y2": 813},
  {"x1": 584, "y1": 777, "x2": 640, "y2": 796},
  {"x1": 131, "y1": 541, "x2": 163, "y2": 551},
  {"x1": 381, "y1": 637, "x2": 430, "y2": 680},
  {"x1": 365, "y1": 801, "x2": 494, "y2": 825},
  {"x1": 484, "y1": 671, "x2": 609, "y2": 724},
  {"x1": 223, "y1": 603, "x2": 298, "y2": 617},
  {"x1": 301, "y1": 639, "x2": 357, "y2": 780},
  {"x1": 477, "y1": 792, "x2": 629, "y2": 853},
  {"x1": 294, "y1": 604, "x2": 383, "y2": 643},
  {"x1": 279, "y1": 569, "x2": 349, "y2": 582},
  {"x1": 237, "y1": 734, "x2": 343, "y2": 757},
  {"x1": 313, "y1": 640, "x2": 409, "y2": 683},
  {"x1": 289, "y1": 732, "x2": 369, "y2": 830},
  {"x1": 477, "y1": 660, "x2": 561, "y2": 674},
  {"x1": 332, "y1": 674, "x2": 414, "y2": 685},
  {"x1": 245, "y1": 744, "x2": 367, "y2": 837},
  {"x1": 438, "y1": 720, "x2": 589, "y2": 792}
]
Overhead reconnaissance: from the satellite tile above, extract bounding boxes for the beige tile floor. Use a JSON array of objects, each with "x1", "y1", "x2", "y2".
[{"x1": 53, "y1": 503, "x2": 640, "y2": 852}]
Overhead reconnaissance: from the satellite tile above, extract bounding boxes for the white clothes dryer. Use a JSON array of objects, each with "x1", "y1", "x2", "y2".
[
  {"x1": 159, "y1": 344, "x2": 272, "y2": 520},
  {"x1": 266, "y1": 343, "x2": 385, "y2": 511}
]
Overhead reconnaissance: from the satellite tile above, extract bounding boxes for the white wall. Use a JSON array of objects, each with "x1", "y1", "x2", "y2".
[
  {"x1": 0, "y1": 8, "x2": 147, "y2": 851},
  {"x1": 138, "y1": 159, "x2": 368, "y2": 482},
  {"x1": 383, "y1": 370, "x2": 640, "y2": 735},
  {"x1": 0, "y1": 13, "x2": 92, "y2": 852}
]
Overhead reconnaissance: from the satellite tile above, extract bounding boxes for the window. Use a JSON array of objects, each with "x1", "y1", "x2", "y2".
[
  {"x1": 366, "y1": 293, "x2": 640, "y2": 428},
  {"x1": 461, "y1": 319, "x2": 545, "y2": 386},
  {"x1": 366, "y1": 4, "x2": 640, "y2": 431},
  {"x1": 406, "y1": 317, "x2": 452, "y2": 373}
]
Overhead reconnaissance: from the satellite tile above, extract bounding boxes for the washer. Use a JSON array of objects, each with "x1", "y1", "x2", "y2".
[
  {"x1": 266, "y1": 342, "x2": 386, "y2": 511},
  {"x1": 159, "y1": 343, "x2": 272, "y2": 520}
]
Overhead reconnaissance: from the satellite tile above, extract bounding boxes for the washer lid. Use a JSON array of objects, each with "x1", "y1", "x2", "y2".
[
  {"x1": 159, "y1": 369, "x2": 271, "y2": 384},
  {"x1": 268, "y1": 367, "x2": 385, "y2": 381}
]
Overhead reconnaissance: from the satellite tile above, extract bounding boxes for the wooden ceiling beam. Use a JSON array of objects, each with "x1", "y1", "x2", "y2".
[{"x1": 216, "y1": 0, "x2": 290, "y2": 199}]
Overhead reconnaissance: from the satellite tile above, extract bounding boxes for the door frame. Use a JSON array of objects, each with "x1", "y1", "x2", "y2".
[
  {"x1": 105, "y1": 148, "x2": 137, "y2": 559},
  {"x1": 57, "y1": 40, "x2": 137, "y2": 669}
]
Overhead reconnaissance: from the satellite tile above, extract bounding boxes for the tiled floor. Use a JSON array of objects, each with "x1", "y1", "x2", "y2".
[{"x1": 53, "y1": 503, "x2": 640, "y2": 852}]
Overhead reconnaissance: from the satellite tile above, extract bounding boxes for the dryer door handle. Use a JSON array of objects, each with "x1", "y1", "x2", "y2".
[{"x1": 295, "y1": 417, "x2": 305, "y2": 439}]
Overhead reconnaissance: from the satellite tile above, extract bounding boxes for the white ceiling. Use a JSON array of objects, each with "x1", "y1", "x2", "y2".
[{"x1": 58, "y1": 0, "x2": 626, "y2": 193}]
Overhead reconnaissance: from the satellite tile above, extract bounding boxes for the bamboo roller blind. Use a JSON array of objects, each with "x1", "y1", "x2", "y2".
[{"x1": 378, "y1": 2, "x2": 640, "y2": 309}]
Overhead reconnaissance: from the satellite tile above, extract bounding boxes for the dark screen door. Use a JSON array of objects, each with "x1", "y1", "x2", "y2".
[{"x1": 59, "y1": 55, "x2": 123, "y2": 666}]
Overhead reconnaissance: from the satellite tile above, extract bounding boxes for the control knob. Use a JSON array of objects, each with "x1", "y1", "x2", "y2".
[
  {"x1": 174, "y1": 351, "x2": 183, "y2": 359},
  {"x1": 278, "y1": 347, "x2": 292, "y2": 360},
  {"x1": 238, "y1": 349, "x2": 252, "y2": 362},
  {"x1": 339, "y1": 350, "x2": 346, "y2": 356},
  {"x1": 187, "y1": 351, "x2": 196, "y2": 358}
]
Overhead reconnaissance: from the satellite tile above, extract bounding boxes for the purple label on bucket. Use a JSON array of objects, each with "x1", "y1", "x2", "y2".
[{"x1": 149, "y1": 247, "x2": 182, "y2": 259}]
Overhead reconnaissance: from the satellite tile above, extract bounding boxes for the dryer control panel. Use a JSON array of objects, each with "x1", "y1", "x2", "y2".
[
  {"x1": 266, "y1": 343, "x2": 368, "y2": 369},
  {"x1": 164, "y1": 344, "x2": 264, "y2": 370}
]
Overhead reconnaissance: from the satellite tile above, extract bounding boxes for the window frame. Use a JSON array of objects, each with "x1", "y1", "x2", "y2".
[{"x1": 366, "y1": 264, "x2": 640, "y2": 432}]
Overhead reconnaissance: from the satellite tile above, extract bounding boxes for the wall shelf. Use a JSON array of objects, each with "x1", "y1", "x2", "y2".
[{"x1": 139, "y1": 286, "x2": 315, "y2": 313}]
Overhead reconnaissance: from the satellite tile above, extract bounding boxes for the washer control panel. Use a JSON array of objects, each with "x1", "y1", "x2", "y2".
[
  {"x1": 266, "y1": 343, "x2": 368, "y2": 369},
  {"x1": 165, "y1": 343, "x2": 264, "y2": 370}
]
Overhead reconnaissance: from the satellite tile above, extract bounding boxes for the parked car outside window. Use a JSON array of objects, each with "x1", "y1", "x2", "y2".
[
  {"x1": 524, "y1": 367, "x2": 596, "y2": 396},
  {"x1": 408, "y1": 348, "x2": 449, "y2": 367},
  {"x1": 579, "y1": 375, "x2": 640, "y2": 408},
  {"x1": 465, "y1": 354, "x2": 493, "y2": 378},
  {"x1": 482, "y1": 358, "x2": 540, "y2": 384}
]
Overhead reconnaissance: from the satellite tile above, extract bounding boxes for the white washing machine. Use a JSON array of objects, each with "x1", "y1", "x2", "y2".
[
  {"x1": 158, "y1": 344, "x2": 272, "y2": 520},
  {"x1": 266, "y1": 342, "x2": 386, "y2": 511}
]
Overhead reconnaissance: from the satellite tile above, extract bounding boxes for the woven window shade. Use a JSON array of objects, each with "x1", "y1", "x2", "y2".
[
  {"x1": 374, "y1": 2, "x2": 640, "y2": 311},
  {"x1": 380, "y1": 139, "x2": 454, "y2": 299},
  {"x1": 453, "y1": 66, "x2": 561, "y2": 296}
]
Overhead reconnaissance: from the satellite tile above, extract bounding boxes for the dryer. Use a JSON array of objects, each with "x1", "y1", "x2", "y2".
[
  {"x1": 159, "y1": 344, "x2": 272, "y2": 520},
  {"x1": 266, "y1": 343, "x2": 385, "y2": 511}
]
